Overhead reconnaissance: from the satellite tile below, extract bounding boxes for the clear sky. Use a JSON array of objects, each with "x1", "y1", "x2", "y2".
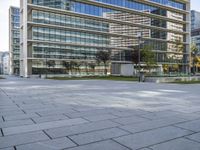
[{"x1": 0, "y1": 0, "x2": 200, "y2": 52}]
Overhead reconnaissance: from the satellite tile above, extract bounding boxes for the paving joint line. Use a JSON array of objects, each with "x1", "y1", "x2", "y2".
[
  {"x1": 172, "y1": 124, "x2": 197, "y2": 133},
  {"x1": 184, "y1": 136, "x2": 200, "y2": 144},
  {"x1": 115, "y1": 126, "x2": 133, "y2": 134},
  {"x1": 35, "y1": 112, "x2": 42, "y2": 117},
  {"x1": 2, "y1": 116, "x2": 5, "y2": 122},
  {"x1": 67, "y1": 136, "x2": 79, "y2": 146},
  {"x1": 0, "y1": 128, "x2": 4, "y2": 136},
  {"x1": 30, "y1": 118, "x2": 37, "y2": 124},
  {"x1": 111, "y1": 138, "x2": 132, "y2": 150},
  {"x1": 43, "y1": 130, "x2": 52, "y2": 140},
  {"x1": 14, "y1": 146, "x2": 17, "y2": 150},
  {"x1": 135, "y1": 135, "x2": 197, "y2": 150}
]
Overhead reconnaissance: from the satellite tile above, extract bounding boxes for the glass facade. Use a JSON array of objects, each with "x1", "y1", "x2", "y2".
[
  {"x1": 10, "y1": 7, "x2": 20, "y2": 75},
  {"x1": 191, "y1": 10, "x2": 200, "y2": 30},
  {"x1": 21, "y1": 0, "x2": 190, "y2": 76}
]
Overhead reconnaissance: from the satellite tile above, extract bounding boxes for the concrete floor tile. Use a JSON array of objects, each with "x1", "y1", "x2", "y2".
[
  {"x1": 114, "y1": 126, "x2": 193, "y2": 150},
  {"x1": 150, "y1": 138, "x2": 200, "y2": 150}
]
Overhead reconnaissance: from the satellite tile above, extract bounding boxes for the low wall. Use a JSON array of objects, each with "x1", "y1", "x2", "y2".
[
  {"x1": 37, "y1": 74, "x2": 108, "y2": 79},
  {"x1": 145, "y1": 76, "x2": 200, "y2": 83}
]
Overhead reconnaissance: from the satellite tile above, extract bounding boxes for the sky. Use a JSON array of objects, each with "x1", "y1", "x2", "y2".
[{"x1": 0, "y1": 0, "x2": 200, "y2": 52}]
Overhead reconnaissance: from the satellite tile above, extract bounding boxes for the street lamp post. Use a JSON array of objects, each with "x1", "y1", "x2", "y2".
[{"x1": 137, "y1": 32, "x2": 142, "y2": 82}]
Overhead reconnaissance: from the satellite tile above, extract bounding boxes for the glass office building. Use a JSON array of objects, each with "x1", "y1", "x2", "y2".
[
  {"x1": 20, "y1": 0, "x2": 190, "y2": 77},
  {"x1": 191, "y1": 10, "x2": 200, "y2": 30},
  {"x1": 9, "y1": 7, "x2": 20, "y2": 75}
]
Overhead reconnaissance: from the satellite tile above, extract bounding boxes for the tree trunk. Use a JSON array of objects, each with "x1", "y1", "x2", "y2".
[{"x1": 104, "y1": 63, "x2": 107, "y2": 75}]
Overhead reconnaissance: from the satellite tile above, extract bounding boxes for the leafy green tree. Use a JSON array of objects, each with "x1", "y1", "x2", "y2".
[
  {"x1": 191, "y1": 43, "x2": 199, "y2": 74},
  {"x1": 76, "y1": 62, "x2": 82, "y2": 75},
  {"x1": 88, "y1": 62, "x2": 96, "y2": 75},
  {"x1": 62, "y1": 61, "x2": 70, "y2": 74},
  {"x1": 141, "y1": 46, "x2": 157, "y2": 73},
  {"x1": 95, "y1": 50, "x2": 111, "y2": 75},
  {"x1": 70, "y1": 61, "x2": 82, "y2": 75},
  {"x1": 83, "y1": 61, "x2": 89, "y2": 75},
  {"x1": 69, "y1": 61, "x2": 77, "y2": 74}
]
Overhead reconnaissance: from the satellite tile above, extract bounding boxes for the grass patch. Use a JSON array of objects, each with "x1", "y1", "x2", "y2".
[
  {"x1": 47, "y1": 76, "x2": 139, "y2": 81},
  {"x1": 170, "y1": 80, "x2": 200, "y2": 84}
]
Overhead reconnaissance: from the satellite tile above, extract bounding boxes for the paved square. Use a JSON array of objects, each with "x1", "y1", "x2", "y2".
[{"x1": 0, "y1": 76, "x2": 200, "y2": 149}]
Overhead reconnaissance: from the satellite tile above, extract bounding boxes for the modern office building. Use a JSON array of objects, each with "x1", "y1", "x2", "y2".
[
  {"x1": 191, "y1": 28, "x2": 200, "y2": 72},
  {"x1": 191, "y1": 10, "x2": 200, "y2": 30},
  {"x1": 20, "y1": 0, "x2": 190, "y2": 77},
  {"x1": 104, "y1": 12, "x2": 151, "y2": 48},
  {"x1": 9, "y1": 6, "x2": 20, "y2": 75},
  {"x1": 191, "y1": 10, "x2": 200, "y2": 72},
  {"x1": 3, "y1": 53, "x2": 10, "y2": 75},
  {"x1": 191, "y1": 28, "x2": 200, "y2": 50},
  {"x1": 0, "y1": 52, "x2": 9, "y2": 75},
  {"x1": 0, "y1": 52, "x2": 5, "y2": 74}
]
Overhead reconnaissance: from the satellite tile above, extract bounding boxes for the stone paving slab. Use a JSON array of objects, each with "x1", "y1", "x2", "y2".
[
  {"x1": 174, "y1": 119, "x2": 200, "y2": 132},
  {"x1": 119, "y1": 117, "x2": 186, "y2": 134},
  {"x1": 45, "y1": 120, "x2": 120, "y2": 138},
  {"x1": 0, "y1": 147, "x2": 15, "y2": 150},
  {"x1": 110, "y1": 109, "x2": 149, "y2": 117},
  {"x1": 0, "y1": 131, "x2": 49, "y2": 149},
  {"x1": 18, "y1": 104, "x2": 54, "y2": 110},
  {"x1": 0, "y1": 119, "x2": 34, "y2": 128},
  {"x1": 150, "y1": 138, "x2": 200, "y2": 150},
  {"x1": 1, "y1": 77, "x2": 200, "y2": 149},
  {"x1": 114, "y1": 126, "x2": 193, "y2": 150},
  {"x1": 3, "y1": 113, "x2": 39, "y2": 121},
  {"x1": 112, "y1": 115, "x2": 150, "y2": 125},
  {"x1": 0, "y1": 117, "x2": 4, "y2": 122},
  {"x1": 66, "y1": 140, "x2": 129, "y2": 150},
  {"x1": 139, "y1": 110, "x2": 182, "y2": 120},
  {"x1": 2, "y1": 118, "x2": 88, "y2": 136},
  {"x1": 83, "y1": 114, "x2": 118, "y2": 122},
  {"x1": 23, "y1": 107, "x2": 74, "y2": 113},
  {"x1": 16, "y1": 137, "x2": 76, "y2": 150},
  {"x1": 32, "y1": 114, "x2": 69, "y2": 123},
  {"x1": 0, "y1": 110, "x2": 25, "y2": 116},
  {"x1": 69, "y1": 127, "x2": 129, "y2": 145},
  {"x1": 65, "y1": 108, "x2": 117, "y2": 118},
  {"x1": 186, "y1": 132, "x2": 200, "y2": 142},
  {"x1": 172, "y1": 113, "x2": 200, "y2": 121},
  {"x1": 0, "y1": 108, "x2": 21, "y2": 112},
  {"x1": 36, "y1": 109, "x2": 77, "y2": 117}
]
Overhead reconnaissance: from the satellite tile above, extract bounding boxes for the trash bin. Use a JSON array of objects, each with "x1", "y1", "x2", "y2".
[{"x1": 139, "y1": 72, "x2": 145, "y2": 82}]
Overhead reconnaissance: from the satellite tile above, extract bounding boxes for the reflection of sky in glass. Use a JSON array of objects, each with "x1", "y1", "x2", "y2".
[{"x1": 74, "y1": 0, "x2": 185, "y2": 16}]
